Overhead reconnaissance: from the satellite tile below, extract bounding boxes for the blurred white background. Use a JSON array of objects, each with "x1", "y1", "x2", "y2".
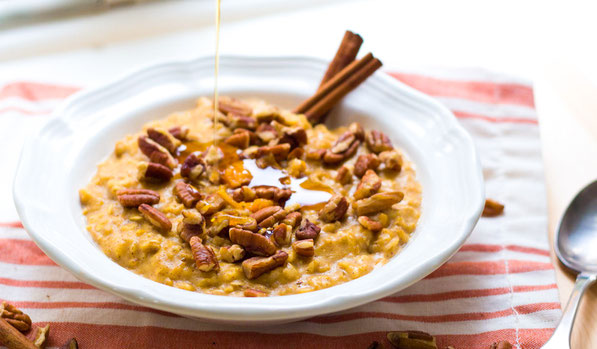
[{"x1": 0, "y1": 0, "x2": 596, "y2": 84}]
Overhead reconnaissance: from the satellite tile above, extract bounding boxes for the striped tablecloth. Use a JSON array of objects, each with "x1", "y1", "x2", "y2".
[{"x1": 0, "y1": 70, "x2": 561, "y2": 349}]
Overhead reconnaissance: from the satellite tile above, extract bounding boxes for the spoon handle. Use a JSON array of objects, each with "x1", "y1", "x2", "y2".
[{"x1": 541, "y1": 272, "x2": 597, "y2": 349}]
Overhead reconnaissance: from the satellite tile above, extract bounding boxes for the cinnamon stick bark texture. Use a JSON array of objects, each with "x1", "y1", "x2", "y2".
[
  {"x1": 295, "y1": 53, "x2": 382, "y2": 124},
  {"x1": 318, "y1": 31, "x2": 363, "y2": 89}
]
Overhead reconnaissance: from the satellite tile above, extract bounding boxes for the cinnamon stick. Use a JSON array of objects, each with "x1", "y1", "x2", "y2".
[
  {"x1": 318, "y1": 31, "x2": 363, "y2": 90},
  {"x1": 295, "y1": 53, "x2": 374, "y2": 115},
  {"x1": 297, "y1": 54, "x2": 382, "y2": 123}
]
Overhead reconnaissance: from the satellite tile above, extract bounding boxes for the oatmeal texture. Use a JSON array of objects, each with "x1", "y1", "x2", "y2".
[{"x1": 80, "y1": 97, "x2": 422, "y2": 296}]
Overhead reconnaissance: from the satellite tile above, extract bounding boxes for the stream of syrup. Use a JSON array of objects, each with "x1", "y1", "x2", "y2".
[{"x1": 204, "y1": 0, "x2": 330, "y2": 208}]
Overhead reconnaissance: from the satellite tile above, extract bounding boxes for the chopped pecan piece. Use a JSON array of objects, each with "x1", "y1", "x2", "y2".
[
  {"x1": 319, "y1": 195, "x2": 349, "y2": 222},
  {"x1": 277, "y1": 126, "x2": 307, "y2": 149},
  {"x1": 256, "y1": 123, "x2": 278, "y2": 143},
  {"x1": 242, "y1": 250, "x2": 288, "y2": 279},
  {"x1": 387, "y1": 331, "x2": 436, "y2": 349},
  {"x1": 490, "y1": 341, "x2": 513, "y2": 349},
  {"x1": 137, "y1": 162, "x2": 173, "y2": 183},
  {"x1": 296, "y1": 219, "x2": 321, "y2": 240},
  {"x1": 178, "y1": 209, "x2": 205, "y2": 242},
  {"x1": 354, "y1": 153, "x2": 380, "y2": 177},
  {"x1": 354, "y1": 169, "x2": 382, "y2": 200},
  {"x1": 323, "y1": 128, "x2": 361, "y2": 165},
  {"x1": 335, "y1": 166, "x2": 352, "y2": 184},
  {"x1": 117, "y1": 188, "x2": 160, "y2": 207},
  {"x1": 287, "y1": 147, "x2": 304, "y2": 160},
  {"x1": 189, "y1": 236, "x2": 219, "y2": 272},
  {"x1": 232, "y1": 186, "x2": 256, "y2": 202},
  {"x1": 225, "y1": 114, "x2": 257, "y2": 131},
  {"x1": 196, "y1": 193, "x2": 226, "y2": 216},
  {"x1": 218, "y1": 96, "x2": 253, "y2": 116},
  {"x1": 349, "y1": 122, "x2": 365, "y2": 141},
  {"x1": 180, "y1": 153, "x2": 206, "y2": 181},
  {"x1": 366, "y1": 130, "x2": 393, "y2": 153},
  {"x1": 273, "y1": 223, "x2": 291, "y2": 246},
  {"x1": 62, "y1": 338, "x2": 79, "y2": 349},
  {"x1": 256, "y1": 143, "x2": 291, "y2": 162},
  {"x1": 173, "y1": 181, "x2": 202, "y2": 208},
  {"x1": 251, "y1": 205, "x2": 287, "y2": 228},
  {"x1": 483, "y1": 198, "x2": 504, "y2": 217},
  {"x1": 224, "y1": 129, "x2": 251, "y2": 149},
  {"x1": 293, "y1": 239, "x2": 315, "y2": 257},
  {"x1": 306, "y1": 148, "x2": 326, "y2": 161},
  {"x1": 243, "y1": 288, "x2": 267, "y2": 297},
  {"x1": 379, "y1": 149, "x2": 403, "y2": 172},
  {"x1": 147, "y1": 127, "x2": 181, "y2": 154},
  {"x1": 1, "y1": 302, "x2": 31, "y2": 332},
  {"x1": 282, "y1": 211, "x2": 302, "y2": 228},
  {"x1": 253, "y1": 186, "x2": 292, "y2": 204},
  {"x1": 353, "y1": 191, "x2": 404, "y2": 216},
  {"x1": 138, "y1": 136, "x2": 176, "y2": 168},
  {"x1": 168, "y1": 126, "x2": 189, "y2": 141},
  {"x1": 138, "y1": 204, "x2": 172, "y2": 231},
  {"x1": 220, "y1": 244, "x2": 246, "y2": 263},
  {"x1": 357, "y1": 216, "x2": 383, "y2": 232},
  {"x1": 229, "y1": 227, "x2": 277, "y2": 256}
]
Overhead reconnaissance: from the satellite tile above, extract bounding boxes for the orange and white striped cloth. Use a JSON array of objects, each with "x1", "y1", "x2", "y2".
[{"x1": 0, "y1": 71, "x2": 561, "y2": 349}]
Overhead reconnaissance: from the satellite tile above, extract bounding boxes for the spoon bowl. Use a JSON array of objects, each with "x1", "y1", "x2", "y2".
[
  {"x1": 543, "y1": 180, "x2": 597, "y2": 348},
  {"x1": 556, "y1": 180, "x2": 597, "y2": 273}
]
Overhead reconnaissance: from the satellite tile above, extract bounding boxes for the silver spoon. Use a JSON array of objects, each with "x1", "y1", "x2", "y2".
[{"x1": 542, "y1": 180, "x2": 597, "y2": 348}]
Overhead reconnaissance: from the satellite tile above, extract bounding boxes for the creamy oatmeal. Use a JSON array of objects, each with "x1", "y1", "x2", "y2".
[{"x1": 79, "y1": 97, "x2": 421, "y2": 296}]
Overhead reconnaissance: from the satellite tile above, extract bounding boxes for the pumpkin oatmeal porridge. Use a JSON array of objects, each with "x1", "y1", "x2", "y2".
[{"x1": 79, "y1": 97, "x2": 421, "y2": 296}]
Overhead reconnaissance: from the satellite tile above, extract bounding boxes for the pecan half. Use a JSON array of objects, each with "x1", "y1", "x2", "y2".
[
  {"x1": 354, "y1": 169, "x2": 382, "y2": 200},
  {"x1": 220, "y1": 244, "x2": 246, "y2": 263},
  {"x1": 178, "y1": 209, "x2": 205, "y2": 242},
  {"x1": 229, "y1": 227, "x2": 277, "y2": 256},
  {"x1": 296, "y1": 219, "x2": 321, "y2": 240},
  {"x1": 243, "y1": 288, "x2": 267, "y2": 297},
  {"x1": 273, "y1": 223, "x2": 291, "y2": 246},
  {"x1": 189, "y1": 236, "x2": 219, "y2": 272},
  {"x1": 117, "y1": 188, "x2": 160, "y2": 207},
  {"x1": 366, "y1": 130, "x2": 393, "y2": 153},
  {"x1": 293, "y1": 239, "x2": 314, "y2": 257},
  {"x1": 323, "y1": 129, "x2": 361, "y2": 165},
  {"x1": 357, "y1": 216, "x2": 383, "y2": 232},
  {"x1": 138, "y1": 136, "x2": 176, "y2": 168},
  {"x1": 196, "y1": 193, "x2": 226, "y2": 216},
  {"x1": 251, "y1": 205, "x2": 287, "y2": 228},
  {"x1": 218, "y1": 96, "x2": 253, "y2": 117},
  {"x1": 168, "y1": 126, "x2": 189, "y2": 141},
  {"x1": 282, "y1": 211, "x2": 302, "y2": 228},
  {"x1": 335, "y1": 166, "x2": 352, "y2": 184},
  {"x1": 387, "y1": 331, "x2": 436, "y2": 349},
  {"x1": 256, "y1": 143, "x2": 291, "y2": 162},
  {"x1": 137, "y1": 162, "x2": 173, "y2": 183},
  {"x1": 224, "y1": 129, "x2": 251, "y2": 149},
  {"x1": 490, "y1": 341, "x2": 513, "y2": 349},
  {"x1": 173, "y1": 181, "x2": 202, "y2": 208},
  {"x1": 254, "y1": 186, "x2": 292, "y2": 204},
  {"x1": 353, "y1": 191, "x2": 404, "y2": 216},
  {"x1": 242, "y1": 250, "x2": 288, "y2": 279},
  {"x1": 1, "y1": 302, "x2": 31, "y2": 332},
  {"x1": 180, "y1": 153, "x2": 206, "y2": 181},
  {"x1": 138, "y1": 204, "x2": 172, "y2": 231},
  {"x1": 147, "y1": 127, "x2": 181, "y2": 154},
  {"x1": 319, "y1": 195, "x2": 349, "y2": 222},
  {"x1": 379, "y1": 149, "x2": 403, "y2": 172},
  {"x1": 483, "y1": 198, "x2": 504, "y2": 217},
  {"x1": 354, "y1": 153, "x2": 380, "y2": 177}
]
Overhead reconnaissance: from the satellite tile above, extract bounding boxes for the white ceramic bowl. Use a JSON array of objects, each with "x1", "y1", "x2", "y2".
[{"x1": 13, "y1": 56, "x2": 484, "y2": 324}]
